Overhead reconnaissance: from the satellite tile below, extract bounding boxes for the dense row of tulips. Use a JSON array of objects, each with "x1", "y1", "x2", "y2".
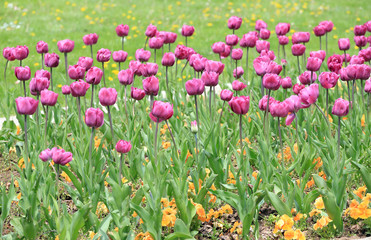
[{"x1": 1, "y1": 13, "x2": 371, "y2": 239}]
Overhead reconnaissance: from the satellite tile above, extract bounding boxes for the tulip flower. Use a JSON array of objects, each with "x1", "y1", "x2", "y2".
[
  {"x1": 292, "y1": 44, "x2": 306, "y2": 73},
  {"x1": 99, "y1": 88, "x2": 118, "y2": 139},
  {"x1": 259, "y1": 29, "x2": 270, "y2": 40},
  {"x1": 58, "y1": 39, "x2": 74, "y2": 81},
  {"x1": 255, "y1": 20, "x2": 267, "y2": 32},
  {"x1": 85, "y1": 66, "x2": 103, "y2": 106},
  {"x1": 85, "y1": 107, "x2": 104, "y2": 172},
  {"x1": 30, "y1": 77, "x2": 50, "y2": 96},
  {"x1": 36, "y1": 41, "x2": 48, "y2": 69},
  {"x1": 116, "y1": 24, "x2": 129, "y2": 50},
  {"x1": 150, "y1": 101, "x2": 174, "y2": 163},
  {"x1": 15, "y1": 97, "x2": 39, "y2": 157},
  {"x1": 313, "y1": 25, "x2": 326, "y2": 49},
  {"x1": 143, "y1": 76, "x2": 159, "y2": 110},
  {"x1": 233, "y1": 67, "x2": 244, "y2": 79},
  {"x1": 68, "y1": 65, "x2": 85, "y2": 80},
  {"x1": 70, "y1": 80, "x2": 89, "y2": 126},
  {"x1": 319, "y1": 71, "x2": 339, "y2": 115},
  {"x1": 112, "y1": 50, "x2": 128, "y2": 71},
  {"x1": 359, "y1": 47, "x2": 371, "y2": 63},
  {"x1": 270, "y1": 100, "x2": 289, "y2": 163},
  {"x1": 319, "y1": 20, "x2": 333, "y2": 54},
  {"x1": 228, "y1": 16, "x2": 242, "y2": 33},
  {"x1": 3, "y1": 47, "x2": 16, "y2": 89},
  {"x1": 332, "y1": 98, "x2": 349, "y2": 163},
  {"x1": 219, "y1": 89, "x2": 234, "y2": 122},
  {"x1": 76, "y1": 57, "x2": 93, "y2": 72},
  {"x1": 115, "y1": 140, "x2": 132, "y2": 185},
  {"x1": 327, "y1": 55, "x2": 343, "y2": 74},
  {"x1": 232, "y1": 80, "x2": 247, "y2": 93},
  {"x1": 40, "y1": 89, "x2": 58, "y2": 145},
  {"x1": 256, "y1": 40, "x2": 270, "y2": 53},
  {"x1": 240, "y1": 33, "x2": 258, "y2": 78},
  {"x1": 15, "y1": 66, "x2": 31, "y2": 96},
  {"x1": 182, "y1": 25, "x2": 195, "y2": 46},
  {"x1": 186, "y1": 78, "x2": 205, "y2": 124},
  {"x1": 144, "y1": 24, "x2": 157, "y2": 49},
  {"x1": 299, "y1": 71, "x2": 317, "y2": 85},
  {"x1": 14, "y1": 45, "x2": 29, "y2": 66},
  {"x1": 131, "y1": 87, "x2": 146, "y2": 115},
  {"x1": 229, "y1": 96, "x2": 250, "y2": 159},
  {"x1": 354, "y1": 36, "x2": 367, "y2": 50},
  {"x1": 96, "y1": 48, "x2": 111, "y2": 87},
  {"x1": 44, "y1": 52, "x2": 59, "y2": 90},
  {"x1": 83, "y1": 33, "x2": 99, "y2": 59}
]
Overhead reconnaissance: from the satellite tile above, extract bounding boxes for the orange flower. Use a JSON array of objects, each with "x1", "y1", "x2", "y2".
[
  {"x1": 294, "y1": 229, "x2": 306, "y2": 240},
  {"x1": 312, "y1": 157, "x2": 322, "y2": 170},
  {"x1": 305, "y1": 178, "x2": 315, "y2": 189},
  {"x1": 194, "y1": 203, "x2": 206, "y2": 221},
  {"x1": 162, "y1": 208, "x2": 177, "y2": 227},
  {"x1": 161, "y1": 198, "x2": 169, "y2": 208},
  {"x1": 314, "y1": 197, "x2": 324, "y2": 210},
  {"x1": 274, "y1": 214, "x2": 294, "y2": 233},
  {"x1": 60, "y1": 171, "x2": 71, "y2": 183},
  {"x1": 221, "y1": 204, "x2": 233, "y2": 214},
  {"x1": 230, "y1": 221, "x2": 241, "y2": 233},
  {"x1": 135, "y1": 232, "x2": 153, "y2": 240},
  {"x1": 284, "y1": 229, "x2": 295, "y2": 239},
  {"x1": 313, "y1": 216, "x2": 332, "y2": 230},
  {"x1": 353, "y1": 186, "x2": 367, "y2": 199},
  {"x1": 16, "y1": 125, "x2": 21, "y2": 135},
  {"x1": 309, "y1": 209, "x2": 322, "y2": 217},
  {"x1": 294, "y1": 212, "x2": 304, "y2": 221}
]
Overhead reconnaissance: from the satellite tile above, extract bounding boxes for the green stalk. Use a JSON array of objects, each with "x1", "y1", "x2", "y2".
[
  {"x1": 154, "y1": 119, "x2": 159, "y2": 165},
  {"x1": 119, "y1": 154, "x2": 123, "y2": 186},
  {"x1": 44, "y1": 105, "x2": 49, "y2": 148}
]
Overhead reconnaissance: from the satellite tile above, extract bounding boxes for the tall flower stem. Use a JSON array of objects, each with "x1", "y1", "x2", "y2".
[
  {"x1": 245, "y1": 48, "x2": 249, "y2": 79},
  {"x1": 119, "y1": 154, "x2": 123, "y2": 186},
  {"x1": 283, "y1": 45, "x2": 286, "y2": 59},
  {"x1": 277, "y1": 41, "x2": 280, "y2": 59},
  {"x1": 4, "y1": 60, "x2": 8, "y2": 92},
  {"x1": 344, "y1": 51, "x2": 348, "y2": 67},
  {"x1": 24, "y1": 115, "x2": 28, "y2": 158},
  {"x1": 185, "y1": 36, "x2": 188, "y2": 47},
  {"x1": 90, "y1": 84, "x2": 95, "y2": 107},
  {"x1": 209, "y1": 86, "x2": 212, "y2": 117},
  {"x1": 65, "y1": 95, "x2": 68, "y2": 119},
  {"x1": 239, "y1": 114, "x2": 243, "y2": 161},
  {"x1": 132, "y1": 100, "x2": 136, "y2": 116},
  {"x1": 165, "y1": 66, "x2": 169, "y2": 91},
  {"x1": 326, "y1": 89, "x2": 329, "y2": 117},
  {"x1": 107, "y1": 105, "x2": 114, "y2": 141},
  {"x1": 263, "y1": 89, "x2": 271, "y2": 138},
  {"x1": 36, "y1": 95, "x2": 40, "y2": 130},
  {"x1": 55, "y1": 164, "x2": 61, "y2": 212},
  {"x1": 23, "y1": 80, "x2": 27, "y2": 97},
  {"x1": 124, "y1": 85, "x2": 128, "y2": 119},
  {"x1": 118, "y1": 62, "x2": 121, "y2": 72},
  {"x1": 295, "y1": 113, "x2": 300, "y2": 147},
  {"x1": 195, "y1": 95, "x2": 200, "y2": 128},
  {"x1": 165, "y1": 120, "x2": 177, "y2": 150},
  {"x1": 194, "y1": 133, "x2": 198, "y2": 162},
  {"x1": 50, "y1": 67, "x2": 54, "y2": 91},
  {"x1": 219, "y1": 101, "x2": 225, "y2": 124},
  {"x1": 64, "y1": 53, "x2": 68, "y2": 81},
  {"x1": 351, "y1": 80, "x2": 356, "y2": 109},
  {"x1": 44, "y1": 106, "x2": 49, "y2": 148},
  {"x1": 154, "y1": 119, "x2": 159, "y2": 165},
  {"x1": 20, "y1": 60, "x2": 22, "y2": 67},
  {"x1": 314, "y1": 102, "x2": 329, "y2": 126},
  {"x1": 88, "y1": 127, "x2": 95, "y2": 175},
  {"x1": 325, "y1": 33, "x2": 328, "y2": 56},
  {"x1": 77, "y1": 97, "x2": 83, "y2": 127},
  {"x1": 297, "y1": 56, "x2": 301, "y2": 74},
  {"x1": 278, "y1": 117, "x2": 284, "y2": 165},
  {"x1": 175, "y1": 59, "x2": 178, "y2": 77},
  {"x1": 144, "y1": 37, "x2": 148, "y2": 50},
  {"x1": 337, "y1": 117, "x2": 341, "y2": 164},
  {"x1": 90, "y1": 45, "x2": 93, "y2": 60},
  {"x1": 260, "y1": 76, "x2": 264, "y2": 97},
  {"x1": 319, "y1": 36, "x2": 322, "y2": 50},
  {"x1": 41, "y1": 53, "x2": 44, "y2": 69},
  {"x1": 102, "y1": 62, "x2": 106, "y2": 87},
  {"x1": 150, "y1": 95, "x2": 154, "y2": 111},
  {"x1": 181, "y1": 60, "x2": 189, "y2": 76},
  {"x1": 121, "y1": 37, "x2": 125, "y2": 50},
  {"x1": 347, "y1": 81, "x2": 351, "y2": 103}
]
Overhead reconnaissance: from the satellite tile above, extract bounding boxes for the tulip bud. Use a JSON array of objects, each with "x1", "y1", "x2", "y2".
[
  {"x1": 98, "y1": 88, "x2": 118, "y2": 106},
  {"x1": 15, "y1": 97, "x2": 39, "y2": 115},
  {"x1": 115, "y1": 140, "x2": 132, "y2": 153},
  {"x1": 191, "y1": 121, "x2": 198, "y2": 133},
  {"x1": 116, "y1": 24, "x2": 129, "y2": 37},
  {"x1": 36, "y1": 41, "x2": 49, "y2": 54},
  {"x1": 57, "y1": 39, "x2": 74, "y2": 53},
  {"x1": 332, "y1": 98, "x2": 349, "y2": 116},
  {"x1": 85, "y1": 108, "x2": 104, "y2": 128},
  {"x1": 40, "y1": 89, "x2": 58, "y2": 106},
  {"x1": 96, "y1": 48, "x2": 111, "y2": 62}
]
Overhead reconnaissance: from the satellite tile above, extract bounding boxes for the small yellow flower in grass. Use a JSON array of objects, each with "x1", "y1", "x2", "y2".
[
  {"x1": 162, "y1": 141, "x2": 171, "y2": 149},
  {"x1": 81, "y1": 7, "x2": 86, "y2": 12},
  {"x1": 14, "y1": 180, "x2": 19, "y2": 188},
  {"x1": 60, "y1": 171, "x2": 71, "y2": 183},
  {"x1": 309, "y1": 208, "x2": 322, "y2": 217},
  {"x1": 230, "y1": 221, "x2": 241, "y2": 233},
  {"x1": 112, "y1": 70, "x2": 119, "y2": 75},
  {"x1": 294, "y1": 229, "x2": 306, "y2": 240},
  {"x1": 121, "y1": 177, "x2": 128, "y2": 184},
  {"x1": 95, "y1": 202, "x2": 109, "y2": 216},
  {"x1": 108, "y1": 76, "x2": 113, "y2": 81},
  {"x1": 56, "y1": 17, "x2": 61, "y2": 21},
  {"x1": 314, "y1": 197, "x2": 325, "y2": 209},
  {"x1": 354, "y1": 186, "x2": 367, "y2": 199},
  {"x1": 361, "y1": 114, "x2": 365, "y2": 127},
  {"x1": 57, "y1": 84, "x2": 62, "y2": 88},
  {"x1": 313, "y1": 216, "x2": 332, "y2": 230},
  {"x1": 89, "y1": 231, "x2": 95, "y2": 239},
  {"x1": 17, "y1": 192, "x2": 21, "y2": 200},
  {"x1": 207, "y1": 23, "x2": 213, "y2": 27},
  {"x1": 333, "y1": 35, "x2": 338, "y2": 39},
  {"x1": 274, "y1": 214, "x2": 294, "y2": 233}
]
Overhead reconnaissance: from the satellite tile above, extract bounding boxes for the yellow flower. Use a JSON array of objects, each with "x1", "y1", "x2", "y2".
[
  {"x1": 294, "y1": 229, "x2": 306, "y2": 240},
  {"x1": 353, "y1": 186, "x2": 367, "y2": 199},
  {"x1": 194, "y1": 203, "x2": 207, "y2": 221},
  {"x1": 162, "y1": 141, "x2": 171, "y2": 149},
  {"x1": 275, "y1": 214, "x2": 294, "y2": 232},
  {"x1": 309, "y1": 208, "x2": 322, "y2": 217},
  {"x1": 221, "y1": 204, "x2": 233, "y2": 214},
  {"x1": 122, "y1": 177, "x2": 128, "y2": 184},
  {"x1": 314, "y1": 197, "x2": 324, "y2": 210},
  {"x1": 14, "y1": 180, "x2": 19, "y2": 188},
  {"x1": 313, "y1": 216, "x2": 332, "y2": 230},
  {"x1": 230, "y1": 221, "x2": 240, "y2": 233},
  {"x1": 95, "y1": 202, "x2": 109, "y2": 216},
  {"x1": 60, "y1": 171, "x2": 71, "y2": 183},
  {"x1": 294, "y1": 212, "x2": 304, "y2": 221}
]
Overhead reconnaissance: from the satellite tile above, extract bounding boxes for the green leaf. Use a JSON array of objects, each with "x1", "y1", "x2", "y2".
[{"x1": 267, "y1": 191, "x2": 291, "y2": 216}]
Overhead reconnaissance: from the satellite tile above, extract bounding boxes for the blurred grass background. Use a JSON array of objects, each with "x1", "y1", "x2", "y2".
[{"x1": 0, "y1": 0, "x2": 370, "y2": 107}]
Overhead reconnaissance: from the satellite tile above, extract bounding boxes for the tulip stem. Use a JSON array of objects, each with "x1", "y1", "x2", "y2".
[
  {"x1": 132, "y1": 100, "x2": 136, "y2": 116},
  {"x1": 90, "y1": 45, "x2": 93, "y2": 60},
  {"x1": 245, "y1": 48, "x2": 249, "y2": 80},
  {"x1": 325, "y1": 33, "x2": 328, "y2": 56},
  {"x1": 326, "y1": 89, "x2": 329, "y2": 118},
  {"x1": 263, "y1": 89, "x2": 271, "y2": 139},
  {"x1": 77, "y1": 97, "x2": 83, "y2": 128},
  {"x1": 319, "y1": 36, "x2": 322, "y2": 50},
  {"x1": 144, "y1": 37, "x2": 148, "y2": 50},
  {"x1": 337, "y1": 116, "x2": 341, "y2": 165},
  {"x1": 165, "y1": 66, "x2": 169, "y2": 91},
  {"x1": 195, "y1": 96, "x2": 199, "y2": 131},
  {"x1": 55, "y1": 164, "x2": 61, "y2": 213},
  {"x1": 102, "y1": 62, "x2": 106, "y2": 87},
  {"x1": 352, "y1": 80, "x2": 356, "y2": 109},
  {"x1": 90, "y1": 84, "x2": 94, "y2": 107},
  {"x1": 314, "y1": 102, "x2": 329, "y2": 126},
  {"x1": 107, "y1": 105, "x2": 114, "y2": 141},
  {"x1": 50, "y1": 67, "x2": 53, "y2": 91},
  {"x1": 23, "y1": 80, "x2": 26, "y2": 97},
  {"x1": 367, "y1": 94, "x2": 370, "y2": 127},
  {"x1": 44, "y1": 106, "x2": 49, "y2": 148},
  {"x1": 4, "y1": 60, "x2": 8, "y2": 92},
  {"x1": 344, "y1": 51, "x2": 348, "y2": 67},
  {"x1": 154, "y1": 118, "x2": 159, "y2": 165},
  {"x1": 209, "y1": 86, "x2": 212, "y2": 117},
  {"x1": 168, "y1": 43, "x2": 171, "y2": 52},
  {"x1": 361, "y1": 80, "x2": 365, "y2": 106},
  {"x1": 282, "y1": 45, "x2": 286, "y2": 59},
  {"x1": 175, "y1": 58, "x2": 178, "y2": 77},
  {"x1": 295, "y1": 113, "x2": 300, "y2": 146},
  {"x1": 119, "y1": 154, "x2": 123, "y2": 187},
  {"x1": 277, "y1": 41, "x2": 280, "y2": 59},
  {"x1": 24, "y1": 115, "x2": 28, "y2": 159},
  {"x1": 41, "y1": 53, "x2": 44, "y2": 69},
  {"x1": 121, "y1": 37, "x2": 125, "y2": 50},
  {"x1": 36, "y1": 95, "x2": 40, "y2": 131},
  {"x1": 89, "y1": 127, "x2": 95, "y2": 175},
  {"x1": 185, "y1": 36, "x2": 188, "y2": 47},
  {"x1": 154, "y1": 49, "x2": 156, "y2": 64},
  {"x1": 297, "y1": 56, "x2": 301, "y2": 74},
  {"x1": 20, "y1": 60, "x2": 22, "y2": 67},
  {"x1": 260, "y1": 76, "x2": 264, "y2": 97},
  {"x1": 239, "y1": 114, "x2": 243, "y2": 161},
  {"x1": 64, "y1": 53, "x2": 68, "y2": 82},
  {"x1": 219, "y1": 101, "x2": 225, "y2": 124},
  {"x1": 194, "y1": 133, "x2": 198, "y2": 163},
  {"x1": 124, "y1": 85, "x2": 128, "y2": 119},
  {"x1": 181, "y1": 60, "x2": 189, "y2": 76},
  {"x1": 150, "y1": 95, "x2": 154, "y2": 111},
  {"x1": 347, "y1": 81, "x2": 351, "y2": 103},
  {"x1": 165, "y1": 120, "x2": 177, "y2": 150},
  {"x1": 278, "y1": 117, "x2": 284, "y2": 164}
]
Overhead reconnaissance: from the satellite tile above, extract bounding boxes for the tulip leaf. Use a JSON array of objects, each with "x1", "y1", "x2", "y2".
[{"x1": 267, "y1": 191, "x2": 291, "y2": 216}]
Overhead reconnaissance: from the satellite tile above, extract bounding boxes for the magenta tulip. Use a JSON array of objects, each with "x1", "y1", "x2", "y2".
[
  {"x1": 96, "y1": 48, "x2": 111, "y2": 62},
  {"x1": 306, "y1": 57, "x2": 322, "y2": 72},
  {"x1": 233, "y1": 67, "x2": 244, "y2": 79},
  {"x1": 86, "y1": 67, "x2": 103, "y2": 85},
  {"x1": 83, "y1": 33, "x2": 99, "y2": 45},
  {"x1": 299, "y1": 71, "x2": 317, "y2": 85},
  {"x1": 62, "y1": 85, "x2": 71, "y2": 95},
  {"x1": 318, "y1": 72, "x2": 339, "y2": 89},
  {"x1": 30, "y1": 77, "x2": 50, "y2": 96},
  {"x1": 162, "y1": 52, "x2": 176, "y2": 66},
  {"x1": 150, "y1": 101, "x2": 174, "y2": 122},
  {"x1": 275, "y1": 23, "x2": 290, "y2": 36},
  {"x1": 40, "y1": 89, "x2": 58, "y2": 106},
  {"x1": 262, "y1": 73, "x2": 281, "y2": 90},
  {"x1": 327, "y1": 55, "x2": 343, "y2": 74},
  {"x1": 338, "y1": 38, "x2": 350, "y2": 51},
  {"x1": 57, "y1": 39, "x2": 74, "y2": 53},
  {"x1": 255, "y1": 20, "x2": 267, "y2": 31},
  {"x1": 99, "y1": 88, "x2": 117, "y2": 106},
  {"x1": 116, "y1": 24, "x2": 129, "y2": 37},
  {"x1": 228, "y1": 16, "x2": 242, "y2": 30},
  {"x1": 44, "y1": 53, "x2": 60, "y2": 68},
  {"x1": 35, "y1": 69, "x2": 50, "y2": 80},
  {"x1": 220, "y1": 89, "x2": 233, "y2": 101},
  {"x1": 116, "y1": 140, "x2": 132, "y2": 153},
  {"x1": 226, "y1": 34, "x2": 239, "y2": 46},
  {"x1": 291, "y1": 44, "x2": 306, "y2": 56},
  {"x1": 142, "y1": 76, "x2": 159, "y2": 96},
  {"x1": 281, "y1": 77, "x2": 292, "y2": 89},
  {"x1": 299, "y1": 84, "x2": 319, "y2": 106},
  {"x1": 145, "y1": 24, "x2": 157, "y2": 38},
  {"x1": 13, "y1": 45, "x2": 29, "y2": 60},
  {"x1": 36, "y1": 41, "x2": 48, "y2": 54},
  {"x1": 131, "y1": 87, "x2": 146, "y2": 100},
  {"x1": 229, "y1": 96, "x2": 250, "y2": 115},
  {"x1": 185, "y1": 78, "x2": 205, "y2": 95},
  {"x1": 332, "y1": 98, "x2": 349, "y2": 116},
  {"x1": 77, "y1": 57, "x2": 93, "y2": 71},
  {"x1": 68, "y1": 65, "x2": 85, "y2": 80},
  {"x1": 182, "y1": 25, "x2": 195, "y2": 37},
  {"x1": 70, "y1": 80, "x2": 88, "y2": 97},
  {"x1": 15, "y1": 66, "x2": 31, "y2": 81},
  {"x1": 15, "y1": 97, "x2": 39, "y2": 115},
  {"x1": 256, "y1": 40, "x2": 270, "y2": 53},
  {"x1": 259, "y1": 29, "x2": 270, "y2": 40}
]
